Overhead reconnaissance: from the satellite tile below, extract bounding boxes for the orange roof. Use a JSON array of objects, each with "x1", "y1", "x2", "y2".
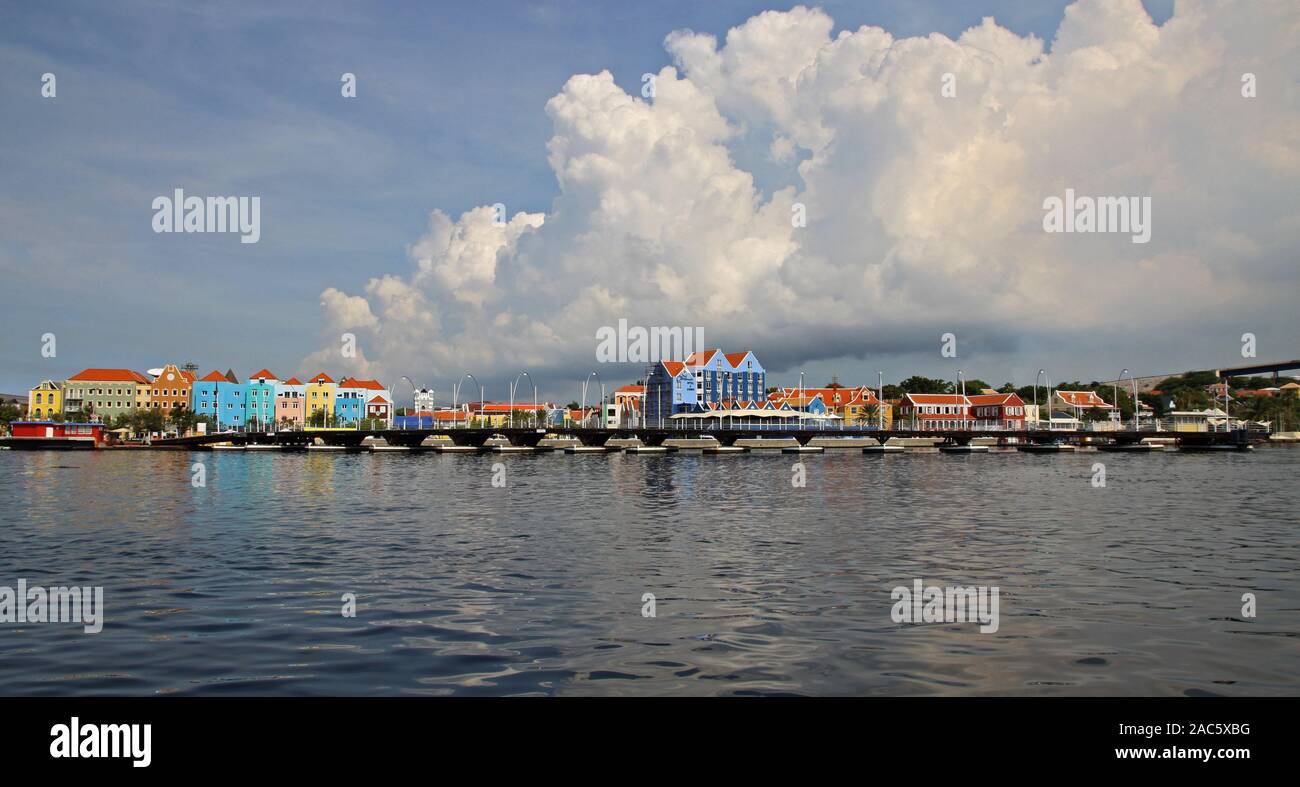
[
  {"x1": 903, "y1": 393, "x2": 967, "y2": 405},
  {"x1": 337, "y1": 377, "x2": 361, "y2": 388},
  {"x1": 249, "y1": 369, "x2": 278, "y2": 380},
  {"x1": 615, "y1": 384, "x2": 645, "y2": 394},
  {"x1": 771, "y1": 386, "x2": 880, "y2": 406},
  {"x1": 366, "y1": 394, "x2": 390, "y2": 404},
  {"x1": 356, "y1": 379, "x2": 387, "y2": 390},
  {"x1": 684, "y1": 349, "x2": 719, "y2": 366},
  {"x1": 308, "y1": 373, "x2": 334, "y2": 384},
  {"x1": 199, "y1": 370, "x2": 227, "y2": 383},
  {"x1": 68, "y1": 368, "x2": 150, "y2": 384},
  {"x1": 283, "y1": 377, "x2": 303, "y2": 385},
  {"x1": 662, "y1": 361, "x2": 687, "y2": 376},
  {"x1": 180, "y1": 370, "x2": 196, "y2": 383},
  {"x1": 1056, "y1": 390, "x2": 1111, "y2": 407},
  {"x1": 724, "y1": 351, "x2": 751, "y2": 367},
  {"x1": 968, "y1": 393, "x2": 1023, "y2": 406}
]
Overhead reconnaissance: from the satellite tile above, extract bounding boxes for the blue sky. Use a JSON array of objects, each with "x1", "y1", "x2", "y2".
[{"x1": 14, "y1": 0, "x2": 1293, "y2": 405}]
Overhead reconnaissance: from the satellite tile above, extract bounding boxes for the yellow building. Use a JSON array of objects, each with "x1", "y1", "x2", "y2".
[
  {"x1": 305, "y1": 373, "x2": 336, "y2": 424},
  {"x1": 28, "y1": 380, "x2": 63, "y2": 420}
]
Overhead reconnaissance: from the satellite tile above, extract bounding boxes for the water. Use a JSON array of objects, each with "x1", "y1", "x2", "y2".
[{"x1": 1, "y1": 446, "x2": 1296, "y2": 696}]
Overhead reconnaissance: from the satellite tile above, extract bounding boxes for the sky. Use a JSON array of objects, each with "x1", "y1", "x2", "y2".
[{"x1": 3, "y1": 0, "x2": 1296, "y2": 405}]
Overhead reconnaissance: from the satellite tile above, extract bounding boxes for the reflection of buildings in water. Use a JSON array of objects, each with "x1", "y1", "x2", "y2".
[
  {"x1": 302, "y1": 452, "x2": 337, "y2": 500},
  {"x1": 608, "y1": 452, "x2": 699, "y2": 501}
]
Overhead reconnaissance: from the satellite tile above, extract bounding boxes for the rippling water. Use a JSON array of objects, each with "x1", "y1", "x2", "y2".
[{"x1": 1, "y1": 446, "x2": 1297, "y2": 696}]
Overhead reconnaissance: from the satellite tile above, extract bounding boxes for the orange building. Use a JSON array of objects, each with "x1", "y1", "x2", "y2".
[{"x1": 149, "y1": 364, "x2": 196, "y2": 414}]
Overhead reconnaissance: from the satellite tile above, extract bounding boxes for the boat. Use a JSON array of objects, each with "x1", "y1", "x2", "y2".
[{"x1": 0, "y1": 421, "x2": 108, "y2": 449}]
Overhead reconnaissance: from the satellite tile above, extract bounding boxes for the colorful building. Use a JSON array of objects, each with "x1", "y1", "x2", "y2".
[
  {"x1": 897, "y1": 393, "x2": 970, "y2": 430},
  {"x1": 62, "y1": 368, "x2": 151, "y2": 422},
  {"x1": 643, "y1": 348, "x2": 766, "y2": 425},
  {"x1": 246, "y1": 369, "x2": 279, "y2": 430},
  {"x1": 27, "y1": 380, "x2": 62, "y2": 420},
  {"x1": 274, "y1": 377, "x2": 305, "y2": 428},
  {"x1": 967, "y1": 392, "x2": 1027, "y2": 430},
  {"x1": 148, "y1": 364, "x2": 196, "y2": 416},
  {"x1": 305, "y1": 373, "x2": 336, "y2": 425},
  {"x1": 215, "y1": 370, "x2": 249, "y2": 429},
  {"x1": 769, "y1": 384, "x2": 888, "y2": 426},
  {"x1": 191, "y1": 371, "x2": 225, "y2": 424}
]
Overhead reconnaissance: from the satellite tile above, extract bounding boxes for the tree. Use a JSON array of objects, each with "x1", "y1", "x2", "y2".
[{"x1": 898, "y1": 376, "x2": 951, "y2": 394}]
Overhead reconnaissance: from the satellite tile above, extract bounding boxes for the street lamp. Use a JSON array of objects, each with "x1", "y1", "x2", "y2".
[
  {"x1": 957, "y1": 369, "x2": 966, "y2": 430},
  {"x1": 1121, "y1": 369, "x2": 1139, "y2": 432},
  {"x1": 1034, "y1": 369, "x2": 1045, "y2": 431},
  {"x1": 509, "y1": 372, "x2": 537, "y2": 429},
  {"x1": 453, "y1": 373, "x2": 483, "y2": 429},
  {"x1": 581, "y1": 371, "x2": 605, "y2": 428},
  {"x1": 877, "y1": 370, "x2": 884, "y2": 431}
]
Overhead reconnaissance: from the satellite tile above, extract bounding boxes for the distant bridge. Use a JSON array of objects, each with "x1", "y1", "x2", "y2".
[{"x1": 149, "y1": 425, "x2": 1251, "y2": 450}]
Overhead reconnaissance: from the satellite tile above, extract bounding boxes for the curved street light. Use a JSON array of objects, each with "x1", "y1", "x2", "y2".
[
  {"x1": 1122, "y1": 368, "x2": 1139, "y2": 432},
  {"x1": 453, "y1": 373, "x2": 484, "y2": 429},
  {"x1": 581, "y1": 371, "x2": 605, "y2": 428},
  {"x1": 1034, "y1": 369, "x2": 1046, "y2": 431},
  {"x1": 509, "y1": 371, "x2": 538, "y2": 429}
]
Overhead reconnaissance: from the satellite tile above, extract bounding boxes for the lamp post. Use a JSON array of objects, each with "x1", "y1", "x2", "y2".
[
  {"x1": 581, "y1": 372, "x2": 604, "y2": 429},
  {"x1": 1121, "y1": 369, "x2": 1139, "y2": 432},
  {"x1": 453, "y1": 373, "x2": 483, "y2": 429},
  {"x1": 877, "y1": 370, "x2": 884, "y2": 431},
  {"x1": 1034, "y1": 369, "x2": 1045, "y2": 431},
  {"x1": 957, "y1": 369, "x2": 966, "y2": 430},
  {"x1": 401, "y1": 376, "x2": 419, "y2": 429},
  {"x1": 509, "y1": 372, "x2": 537, "y2": 429}
]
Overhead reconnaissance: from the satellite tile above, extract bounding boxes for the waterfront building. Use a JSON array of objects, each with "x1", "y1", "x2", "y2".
[
  {"x1": 27, "y1": 380, "x2": 62, "y2": 420},
  {"x1": 613, "y1": 384, "x2": 644, "y2": 427},
  {"x1": 967, "y1": 392, "x2": 1027, "y2": 430},
  {"x1": 191, "y1": 371, "x2": 224, "y2": 425},
  {"x1": 148, "y1": 364, "x2": 196, "y2": 416},
  {"x1": 247, "y1": 369, "x2": 279, "y2": 430},
  {"x1": 365, "y1": 391, "x2": 393, "y2": 426},
  {"x1": 274, "y1": 377, "x2": 306, "y2": 428},
  {"x1": 334, "y1": 377, "x2": 363, "y2": 424},
  {"x1": 7, "y1": 421, "x2": 107, "y2": 447},
  {"x1": 62, "y1": 368, "x2": 151, "y2": 422},
  {"x1": 305, "y1": 373, "x2": 336, "y2": 425},
  {"x1": 643, "y1": 361, "x2": 696, "y2": 426},
  {"x1": 897, "y1": 393, "x2": 971, "y2": 430},
  {"x1": 1054, "y1": 390, "x2": 1117, "y2": 423},
  {"x1": 769, "y1": 384, "x2": 887, "y2": 426},
  {"x1": 643, "y1": 349, "x2": 765, "y2": 425},
  {"x1": 215, "y1": 370, "x2": 249, "y2": 429}
]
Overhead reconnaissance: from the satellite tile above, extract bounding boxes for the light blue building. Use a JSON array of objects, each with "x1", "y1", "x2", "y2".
[
  {"x1": 643, "y1": 348, "x2": 766, "y2": 425},
  {"x1": 246, "y1": 369, "x2": 278, "y2": 430}
]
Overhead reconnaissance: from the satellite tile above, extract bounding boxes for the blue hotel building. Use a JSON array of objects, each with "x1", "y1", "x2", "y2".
[{"x1": 643, "y1": 349, "x2": 766, "y2": 426}]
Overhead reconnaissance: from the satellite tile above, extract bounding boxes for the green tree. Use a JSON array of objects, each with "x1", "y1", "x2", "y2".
[{"x1": 898, "y1": 376, "x2": 951, "y2": 394}]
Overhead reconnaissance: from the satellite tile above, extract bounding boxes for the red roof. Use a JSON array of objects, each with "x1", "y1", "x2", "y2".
[
  {"x1": 662, "y1": 361, "x2": 687, "y2": 376},
  {"x1": 356, "y1": 379, "x2": 387, "y2": 390},
  {"x1": 68, "y1": 368, "x2": 150, "y2": 384},
  {"x1": 1056, "y1": 390, "x2": 1111, "y2": 407},
  {"x1": 366, "y1": 395, "x2": 390, "y2": 404},
  {"x1": 249, "y1": 369, "x2": 278, "y2": 380},
  {"x1": 615, "y1": 384, "x2": 645, "y2": 395},
  {"x1": 902, "y1": 393, "x2": 967, "y2": 405},
  {"x1": 199, "y1": 370, "x2": 227, "y2": 382},
  {"x1": 968, "y1": 393, "x2": 1023, "y2": 407},
  {"x1": 283, "y1": 377, "x2": 303, "y2": 385},
  {"x1": 307, "y1": 373, "x2": 334, "y2": 384},
  {"x1": 724, "y1": 351, "x2": 751, "y2": 367},
  {"x1": 772, "y1": 386, "x2": 880, "y2": 407},
  {"x1": 684, "y1": 349, "x2": 719, "y2": 366}
]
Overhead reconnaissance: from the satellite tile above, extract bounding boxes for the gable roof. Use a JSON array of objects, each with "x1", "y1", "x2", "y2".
[
  {"x1": 902, "y1": 393, "x2": 967, "y2": 405},
  {"x1": 68, "y1": 368, "x2": 150, "y2": 384},
  {"x1": 684, "y1": 349, "x2": 719, "y2": 367},
  {"x1": 223, "y1": 369, "x2": 239, "y2": 383},
  {"x1": 282, "y1": 377, "x2": 303, "y2": 385},
  {"x1": 661, "y1": 361, "x2": 688, "y2": 377},
  {"x1": 307, "y1": 373, "x2": 335, "y2": 384},
  {"x1": 199, "y1": 370, "x2": 228, "y2": 383},
  {"x1": 249, "y1": 369, "x2": 278, "y2": 381},
  {"x1": 1056, "y1": 390, "x2": 1112, "y2": 407},
  {"x1": 724, "y1": 351, "x2": 752, "y2": 367},
  {"x1": 968, "y1": 392, "x2": 1023, "y2": 407}
]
